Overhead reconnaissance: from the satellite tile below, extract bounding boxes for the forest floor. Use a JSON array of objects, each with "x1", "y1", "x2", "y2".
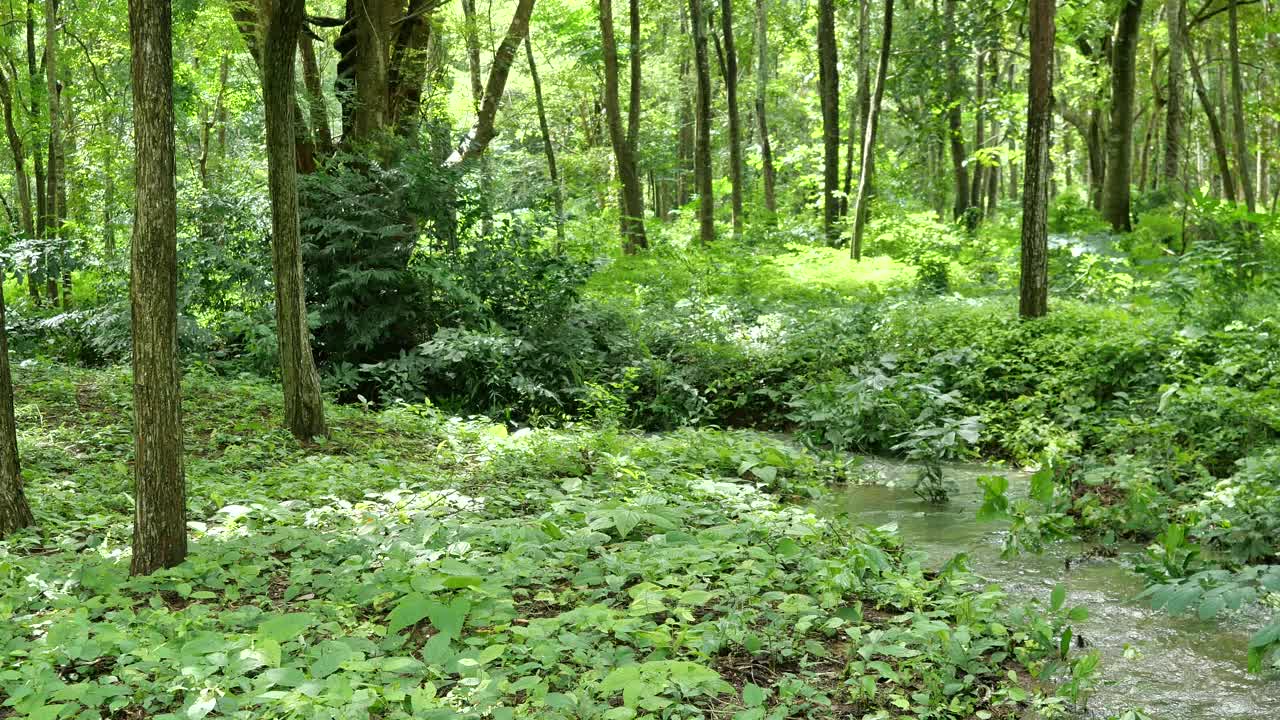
[{"x1": 2, "y1": 362, "x2": 1084, "y2": 720}]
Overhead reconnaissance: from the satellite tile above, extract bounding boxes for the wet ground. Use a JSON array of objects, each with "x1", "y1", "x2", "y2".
[{"x1": 832, "y1": 457, "x2": 1280, "y2": 719}]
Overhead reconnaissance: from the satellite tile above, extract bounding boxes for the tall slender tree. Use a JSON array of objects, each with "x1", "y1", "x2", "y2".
[
  {"x1": 0, "y1": 266, "x2": 32, "y2": 539},
  {"x1": 128, "y1": 0, "x2": 187, "y2": 576},
  {"x1": 850, "y1": 0, "x2": 894, "y2": 261},
  {"x1": 600, "y1": 0, "x2": 648, "y2": 251},
  {"x1": 1227, "y1": 0, "x2": 1255, "y2": 212},
  {"x1": 262, "y1": 0, "x2": 328, "y2": 440},
  {"x1": 1101, "y1": 0, "x2": 1143, "y2": 231},
  {"x1": 943, "y1": 0, "x2": 971, "y2": 223},
  {"x1": 1020, "y1": 0, "x2": 1056, "y2": 318},
  {"x1": 525, "y1": 36, "x2": 565, "y2": 244},
  {"x1": 1162, "y1": 0, "x2": 1185, "y2": 188},
  {"x1": 817, "y1": 0, "x2": 840, "y2": 244},
  {"x1": 754, "y1": 0, "x2": 776, "y2": 213},
  {"x1": 690, "y1": 0, "x2": 714, "y2": 243},
  {"x1": 721, "y1": 0, "x2": 744, "y2": 236},
  {"x1": 1187, "y1": 40, "x2": 1237, "y2": 201}
]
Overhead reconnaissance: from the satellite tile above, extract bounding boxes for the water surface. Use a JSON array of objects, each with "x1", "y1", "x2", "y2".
[{"x1": 833, "y1": 457, "x2": 1280, "y2": 719}]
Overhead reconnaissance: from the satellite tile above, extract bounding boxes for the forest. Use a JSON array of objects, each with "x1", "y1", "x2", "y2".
[{"x1": 0, "y1": 0, "x2": 1278, "y2": 717}]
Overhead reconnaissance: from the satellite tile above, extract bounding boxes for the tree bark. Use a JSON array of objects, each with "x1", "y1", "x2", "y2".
[
  {"x1": 754, "y1": 0, "x2": 775, "y2": 213},
  {"x1": 263, "y1": 0, "x2": 328, "y2": 440},
  {"x1": 1101, "y1": 0, "x2": 1143, "y2": 232},
  {"x1": 0, "y1": 71, "x2": 33, "y2": 244},
  {"x1": 844, "y1": 0, "x2": 871, "y2": 219},
  {"x1": 1162, "y1": 0, "x2": 1184, "y2": 188},
  {"x1": 1020, "y1": 0, "x2": 1055, "y2": 318},
  {"x1": 0, "y1": 264, "x2": 31, "y2": 539},
  {"x1": 525, "y1": 36, "x2": 565, "y2": 244},
  {"x1": 817, "y1": 0, "x2": 839, "y2": 244},
  {"x1": 1186, "y1": 40, "x2": 1236, "y2": 202},
  {"x1": 969, "y1": 49, "x2": 987, "y2": 218},
  {"x1": 944, "y1": 0, "x2": 971, "y2": 223},
  {"x1": 26, "y1": 5, "x2": 44, "y2": 305},
  {"x1": 448, "y1": 0, "x2": 536, "y2": 166},
  {"x1": 721, "y1": 0, "x2": 744, "y2": 236},
  {"x1": 128, "y1": 0, "x2": 187, "y2": 576},
  {"x1": 600, "y1": 0, "x2": 648, "y2": 252},
  {"x1": 850, "y1": 0, "x2": 893, "y2": 261},
  {"x1": 1227, "y1": 0, "x2": 1254, "y2": 211},
  {"x1": 690, "y1": 0, "x2": 714, "y2": 243},
  {"x1": 299, "y1": 35, "x2": 334, "y2": 155}
]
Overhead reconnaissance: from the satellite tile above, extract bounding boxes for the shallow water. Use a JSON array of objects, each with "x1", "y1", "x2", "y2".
[{"x1": 832, "y1": 457, "x2": 1280, "y2": 719}]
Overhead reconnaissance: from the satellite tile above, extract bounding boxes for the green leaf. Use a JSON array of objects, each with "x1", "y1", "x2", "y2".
[
  {"x1": 1050, "y1": 584, "x2": 1066, "y2": 612},
  {"x1": 612, "y1": 508, "x2": 643, "y2": 538},
  {"x1": 387, "y1": 593, "x2": 433, "y2": 636},
  {"x1": 742, "y1": 683, "x2": 765, "y2": 707},
  {"x1": 428, "y1": 597, "x2": 470, "y2": 638},
  {"x1": 257, "y1": 613, "x2": 315, "y2": 643}
]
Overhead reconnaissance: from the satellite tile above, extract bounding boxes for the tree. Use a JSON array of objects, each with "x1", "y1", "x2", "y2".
[
  {"x1": 850, "y1": 0, "x2": 893, "y2": 261},
  {"x1": 1227, "y1": 0, "x2": 1255, "y2": 212},
  {"x1": 1162, "y1": 0, "x2": 1184, "y2": 188},
  {"x1": 721, "y1": 0, "x2": 744, "y2": 236},
  {"x1": 600, "y1": 0, "x2": 648, "y2": 252},
  {"x1": 1101, "y1": 0, "x2": 1143, "y2": 232},
  {"x1": 1020, "y1": 0, "x2": 1056, "y2": 319},
  {"x1": 525, "y1": 36, "x2": 565, "y2": 244},
  {"x1": 689, "y1": 0, "x2": 714, "y2": 244},
  {"x1": 128, "y1": 0, "x2": 186, "y2": 576},
  {"x1": 261, "y1": 0, "x2": 328, "y2": 440},
  {"x1": 1187, "y1": 39, "x2": 1237, "y2": 201},
  {"x1": 0, "y1": 266, "x2": 32, "y2": 539},
  {"x1": 943, "y1": 0, "x2": 971, "y2": 223},
  {"x1": 817, "y1": 0, "x2": 840, "y2": 244},
  {"x1": 448, "y1": 0, "x2": 538, "y2": 165},
  {"x1": 754, "y1": 0, "x2": 776, "y2": 213}
]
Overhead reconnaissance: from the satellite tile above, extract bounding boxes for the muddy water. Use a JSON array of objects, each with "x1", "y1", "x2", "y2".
[{"x1": 833, "y1": 457, "x2": 1280, "y2": 719}]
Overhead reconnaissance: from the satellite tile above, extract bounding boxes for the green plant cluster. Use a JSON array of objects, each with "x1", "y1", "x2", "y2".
[{"x1": 1, "y1": 364, "x2": 1095, "y2": 719}]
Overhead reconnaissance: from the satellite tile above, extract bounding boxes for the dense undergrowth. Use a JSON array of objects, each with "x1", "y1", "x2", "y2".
[{"x1": 2, "y1": 364, "x2": 1095, "y2": 719}]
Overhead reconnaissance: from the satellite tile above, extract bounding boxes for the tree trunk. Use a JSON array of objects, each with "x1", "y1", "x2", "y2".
[
  {"x1": 128, "y1": 0, "x2": 186, "y2": 576},
  {"x1": 1101, "y1": 0, "x2": 1143, "y2": 232},
  {"x1": 1227, "y1": 0, "x2": 1254, "y2": 211},
  {"x1": 944, "y1": 0, "x2": 971, "y2": 223},
  {"x1": 969, "y1": 49, "x2": 987, "y2": 217},
  {"x1": 525, "y1": 36, "x2": 564, "y2": 244},
  {"x1": 844, "y1": 0, "x2": 871, "y2": 219},
  {"x1": 299, "y1": 36, "x2": 334, "y2": 156},
  {"x1": 850, "y1": 0, "x2": 893, "y2": 261},
  {"x1": 690, "y1": 0, "x2": 714, "y2": 243},
  {"x1": 985, "y1": 49, "x2": 1001, "y2": 215},
  {"x1": 600, "y1": 0, "x2": 648, "y2": 252},
  {"x1": 721, "y1": 0, "x2": 744, "y2": 236},
  {"x1": 0, "y1": 263, "x2": 31, "y2": 538},
  {"x1": 817, "y1": 0, "x2": 839, "y2": 244},
  {"x1": 1162, "y1": 0, "x2": 1184, "y2": 188},
  {"x1": 1187, "y1": 40, "x2": 1237, "y2": 202},
  {"x1": 26, "y1": 6, "x2": 44, "y2": 305},
  {"x1": 447, "y1": 0, "x2": 536, "y2": 165},
  {"x1": 1020, "y1": 0, "x2": 1055, "y2": 318},
  {"x1": 263, "y1": 0, "x2": 328, "y2": 440},
  {"x1": 754, "y1": 0, "x2": 775, "y2": 213},
  {"x1": 0, "y1": 71, "x2": 33, "y2": 245}
]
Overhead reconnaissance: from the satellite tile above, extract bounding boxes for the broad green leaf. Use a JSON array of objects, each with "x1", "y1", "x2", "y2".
[
  {"x1": 257, "y1": 613, "x2": 315, "y2": 643},
  {"x1": 387, "y1": 593, "x2": 433, "y2": 636}
]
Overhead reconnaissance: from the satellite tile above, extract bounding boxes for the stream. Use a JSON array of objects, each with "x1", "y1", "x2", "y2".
[{"x1": 832, "y1": 457, "x2": 1280, "y2": 719}]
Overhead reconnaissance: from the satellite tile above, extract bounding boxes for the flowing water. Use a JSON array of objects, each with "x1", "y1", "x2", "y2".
[{"x1": 831, "y1": 457, "x2": 1280, "y2": 719}]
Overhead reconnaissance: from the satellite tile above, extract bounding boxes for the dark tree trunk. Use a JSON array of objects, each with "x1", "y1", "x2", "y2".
[
  {"x1": 721, "y1": 0, "x2": 744, "y2": 236},
  {"x1": 600, "y1": 0, "x2": 648, "y2": 252},
  {"x1": 1227, "y1": 0, "x2": 1254, "y2": 211},
  {"x1": 944, "y1": 0, "x2": 971, "y2": 223},
  {"x1": 1020, "y1": 0, "x2": 1055, "y2": 318},
  {"x1": 263, "y1": 0, "x2": 328, "y2": 440},
  {"x1": 0, "y1": 71, "x2": 33, "y2": 244},
  {"x1": 26, "y1": 6, "x2": 44, "y2": 305},
  {"x1": 45, "y1": 0, "x2": 65, "y2": 308},
  {"x1": 817, "y1": 0, "x2": 840, "y2": 244},
  {"x1": 754, "y1": 0, "x2": 776, "y2": 213},
  {"x1": 128, "y1": 0, "x2": 187, "y2": 576},
  {"x1": 969, "y1": 49, "x2": 987, "y2": 218},
  {"x1": 525, "y1": 36, "x2": 565, "y2": 244},
  {"x1": 1187, "y1": 41, "x2": 1237, "y2": 202},
  {"x1": 0, "y1": 266, "x2": 32, "y2": 538},
  {"x1": 1163, "y1": 0, "x2": 1184, "y2": 188},
  {"x1": 850, "y1": 0, "x2": 893, "y2": 261},
  {"x1": 299, "y1": 35, "x2": 334, "y2": 155},
  {"x1": 690, "y1": 0, "x2": 714, "y2": 243},
  {"x1": 1101, "y1": 0, "x2": 1143, "y2": 231},
  {"x1": 448, "y1": 0, "x2": 537, "y2": 165},
  {"x1": 844, "y1": 0, "x2": 871, "y2": 219}
]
